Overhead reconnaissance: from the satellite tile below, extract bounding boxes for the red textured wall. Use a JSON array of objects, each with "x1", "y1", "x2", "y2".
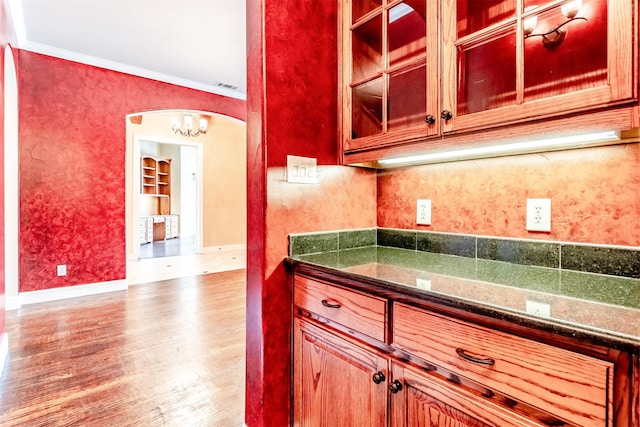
[
  {"x1": 245, "y1": 0, "x2": 377, "y2": 425},
  {"x1": 18, "y1": 51, "x2": 245, "y2": 292},
  {"x1": 378, "y1": 143, "x2": 640, "y2": 246}
]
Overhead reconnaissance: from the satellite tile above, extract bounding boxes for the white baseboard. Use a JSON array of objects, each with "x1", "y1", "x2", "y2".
[
  {"x1": 0, "y1": 333, "x2": 8, "y2": 377},
  {"x1": 202, "y1": 243, "x2": 246, "y2": 253},
  {"x1": 5, "y1": 296, "x2": 21, "y2": 311},
  {"x1": 7, "y1": 279, "x2": 128, "y2": 310}
]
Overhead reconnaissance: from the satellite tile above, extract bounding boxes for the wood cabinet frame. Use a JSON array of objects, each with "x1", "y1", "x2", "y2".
[{"x1": 290, "y1": 263, "x2": 639, "y2": 426}]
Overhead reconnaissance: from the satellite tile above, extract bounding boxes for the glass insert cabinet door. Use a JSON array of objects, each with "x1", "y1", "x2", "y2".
[
  {"x1": 442, "y1": 0, "x2": 635, "y2": 133},
  {"x1": 347, "y1": 0, "x2": 440, "y2": 150}
]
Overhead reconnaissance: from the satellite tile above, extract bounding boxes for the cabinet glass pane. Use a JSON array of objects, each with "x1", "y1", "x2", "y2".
[
  {"x1": 457, "y1": 0, "x2": 515, "y2": 38},
  {"x1": 388, "y1": 1, "x2": 426, "y2": 68},
  {"x1": 352, "y1": 78, "x2": 383, "y2": 138},
  {"x1": 388, "y1": 64, "x2": 426, "y2": 132},
  {"x1": 524, "y1": 0, "x2": 607, "y2": 101},
  {"x1": 457, "y1": 31, "x2": 517, "y2": 115},
  {"x1": 353, "y1": 0, "x2": 382, "y2": 23},
  {"x1": 352, "y1": 14, "x2": 382, "y2": 83}
]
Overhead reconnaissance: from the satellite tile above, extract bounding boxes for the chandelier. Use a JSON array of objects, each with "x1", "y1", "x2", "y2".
[{"x1": 170, "y1": 113, "x2": 209, "y2": 137}]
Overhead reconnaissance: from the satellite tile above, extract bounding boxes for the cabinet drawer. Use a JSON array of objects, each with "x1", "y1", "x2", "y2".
[
  {"x1": 393, "y1": 303, "x2": 613, "y2": 427},
  {"x1": 294, "y1": 275, "x2": 387, "y2": 342}
]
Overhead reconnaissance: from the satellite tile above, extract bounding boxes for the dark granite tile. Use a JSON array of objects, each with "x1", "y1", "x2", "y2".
[
  {"x1": 289, "y1": 232, "x2": 338, "y2": 256},
  {"x1": 337, "y1": 246, "x2": 378, "y2": 267},
  {"x1": 477, "y1": 238, "x2": 560, "y2": 269},
  {"x1": 339, "y1": 228, "x2": 377, "y2": 250},
  {"x1": 416, "y1": 232, "x2": 476, "y2": 258},
  {"x1": 297, "y1": 251, "x2": 339, "y2": 267},
  {"x1": 475, "y1": 259, "x2": 561, "y2": 293},
  {"x1": 377, "y1": 228, "x2": 417, "y2": 250},
  {"x1": 560, "y1": 270, "x2": 640, "y2": 308},
  {"x1": 561, "y1": 245, "x2": 640, "y2": 278}
]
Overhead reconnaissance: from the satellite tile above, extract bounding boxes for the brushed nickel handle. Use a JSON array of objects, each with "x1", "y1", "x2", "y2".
[{"x1": 456, "y1": 348, "x2": 495, "y2": 366}]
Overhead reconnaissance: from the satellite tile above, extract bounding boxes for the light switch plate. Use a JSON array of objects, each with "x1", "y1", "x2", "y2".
[
  {"x1": 526, "y1": 198, "x2": 551, "y2": 232},
  {"x1": 286, "y1": 155, "x2": 317, "y2": 184}
]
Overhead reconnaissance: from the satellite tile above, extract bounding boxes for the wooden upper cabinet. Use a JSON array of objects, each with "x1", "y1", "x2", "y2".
[
  {"x1": 340, "y1": 0, "x2": 637, "y2": 162},
  {"x1": 442, "y1": 0, "x2": 636, "y2": 134},
  {"x1": 342, "y1": 0, "x2": 440, "y2": 152}
]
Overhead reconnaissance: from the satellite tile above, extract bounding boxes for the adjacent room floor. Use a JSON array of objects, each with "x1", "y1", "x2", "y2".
[
  {"x1": 128, "y1": 245, "x2": 246, "y2": 285},
  {"x1": 138, "y1": 235, "x2": 198, "y2": 259}
]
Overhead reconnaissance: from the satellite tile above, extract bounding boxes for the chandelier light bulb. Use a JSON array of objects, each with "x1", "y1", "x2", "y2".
[
  {"x1": 561, "y1": 0, "x2": 582, "y2": 19},
  {"x1": 170, "y1": 113, "x2": 209, "y2": 137}
]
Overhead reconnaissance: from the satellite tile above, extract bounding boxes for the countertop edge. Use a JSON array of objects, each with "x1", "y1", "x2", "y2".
[{"x1": 285, "y1": 257, "x2": 640, "y2": 354}]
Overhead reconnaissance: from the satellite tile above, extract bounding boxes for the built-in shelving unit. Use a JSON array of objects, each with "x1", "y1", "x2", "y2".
[
  {"x1": 141, "y1": 157, "x2": 171, "y2": 196},
  {"x1": 140, "y1": 156, "x2": 172, "y2": 216}
]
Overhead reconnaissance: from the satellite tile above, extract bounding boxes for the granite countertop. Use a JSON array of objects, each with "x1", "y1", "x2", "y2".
[{"x1": 288, "y1": 246, "x2": 640, "y2": 350}]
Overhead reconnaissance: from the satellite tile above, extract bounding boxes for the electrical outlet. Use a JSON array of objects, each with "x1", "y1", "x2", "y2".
[
  {"x1": 416, "y1": 278, "x2": 431, "y2": 290},
  {"x1": 526, "y1": 198, "x2": 551, "y2": 232},
  {"x1": 57, "y1": 264, "x2": 67, "y2": 276},
  {"x1": 525, "y1": 300, "x2": 551, "y2": 317},
  {"x1": 416, "y1": 199, "x2": 431, "y2": 225}
]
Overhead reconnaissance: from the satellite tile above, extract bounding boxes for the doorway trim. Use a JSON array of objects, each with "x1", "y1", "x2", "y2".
[
  {"x1": 130, "y1": 134, "x2": 204, "y2": 261},
  {"x1": 4, "y1": 45, "x2": 19, "y2": 310}
]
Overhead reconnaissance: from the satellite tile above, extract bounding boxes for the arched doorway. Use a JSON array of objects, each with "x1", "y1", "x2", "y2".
[{"x1": 125, "y1": 110, "x2": 247, "y2": 282}]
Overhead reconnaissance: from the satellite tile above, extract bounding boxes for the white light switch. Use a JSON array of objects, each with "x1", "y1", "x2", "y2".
[{"x1": 287, "y1": 155, "x2": 317, "y2": 184}]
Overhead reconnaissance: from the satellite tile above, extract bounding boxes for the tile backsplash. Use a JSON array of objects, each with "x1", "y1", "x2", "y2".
[{"x1": 290, "y1": 228, "x2": 640, "y2": 279}]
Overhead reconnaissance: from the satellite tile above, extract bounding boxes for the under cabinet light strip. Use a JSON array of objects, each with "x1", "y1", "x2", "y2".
[{"x1": 378, "y1": 131, "x2": 621, "y2": 166}]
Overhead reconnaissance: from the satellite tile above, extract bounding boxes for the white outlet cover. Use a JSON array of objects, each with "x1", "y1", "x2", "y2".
[
  {"x1": 416, "y1": 199, "x2": 432, "y2": 225},
  {"x1": 525, "y1": 300, "x2": 551, "y2": 317},
  {"x1": 57, "y1": 264, "x2": 67, "y2": 276},
  {"x1": 526, "y1": 198, "x2": 551, "y2": 232},
  {"x1": 416, "y1": 278, "x2": 432, "y2": 290}
]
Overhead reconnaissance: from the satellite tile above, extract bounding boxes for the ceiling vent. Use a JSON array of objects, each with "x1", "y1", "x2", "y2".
[{"x1": 216, "y1": 82, "x2": 238, "y2": 90}]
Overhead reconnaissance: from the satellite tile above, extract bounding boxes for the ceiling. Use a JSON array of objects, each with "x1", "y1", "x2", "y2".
[{"x1": 7, "y1": 0, "x2": 247, "y2": 100}]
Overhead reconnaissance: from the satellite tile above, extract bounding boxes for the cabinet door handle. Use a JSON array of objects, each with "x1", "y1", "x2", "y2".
[
  {"x1": 389, "y1": 380, "x2": 403, "y2": 394},
  {"x1": 455, "y1": 348, "x2": 495, "y2": 366},
  {"x1": 424, "y1": 115, "x2": 436, "y2": 125},
  {"x1": 321, "y1": 299, "x2": 341, "y2": 309},
  {"x1": 372, "y1": 371, "x2": 386, "y2": 384},
  {"x1": 440, "y1": 110, "x2": 453, "y2": 120}
]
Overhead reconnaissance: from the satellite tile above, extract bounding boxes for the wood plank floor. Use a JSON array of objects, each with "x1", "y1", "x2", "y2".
[{"x1": 0, "y1": 269, "x2": 246, "y2": 426}]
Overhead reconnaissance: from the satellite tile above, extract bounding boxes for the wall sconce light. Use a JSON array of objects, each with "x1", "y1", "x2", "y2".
[
  {"x1": 170, "y1": 113, "x2": 209, "y2": 137},
  {"x1": 524, "y1": 0, "x2": 587, "y2": 48}
]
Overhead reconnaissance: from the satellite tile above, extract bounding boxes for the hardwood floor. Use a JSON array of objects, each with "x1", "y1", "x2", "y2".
[{"x1": 0, "y1": 270, "x2": 246, "y2": 426}]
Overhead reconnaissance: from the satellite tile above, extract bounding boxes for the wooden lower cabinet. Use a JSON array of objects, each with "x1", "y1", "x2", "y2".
[
  {"x1": 293, "y1": 317, "x2": 546, "y2": 427},
  {"x1": 293, "y1": 318, "x2": 387, "y2": 427},
  {"x1": 292, "y1": 273, "x2": 637, "y2": 426},
  {"x1": 390, "y1": 363, "x2": 545, "y2": 427}
]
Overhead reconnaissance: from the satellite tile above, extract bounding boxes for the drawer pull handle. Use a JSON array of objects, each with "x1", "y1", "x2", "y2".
[
  {"x1": 389, "y1": 380, "x2": 403, "y2": 394},
  {"x1": 321, "y1": 299, "x2": 341, "y2": 309},
  {"x1": 372, "y1": 371, "x2": 385, "y2": 384},
  {"x1": 456, "y1": 348, "x2": 495, "y2": 366}
]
